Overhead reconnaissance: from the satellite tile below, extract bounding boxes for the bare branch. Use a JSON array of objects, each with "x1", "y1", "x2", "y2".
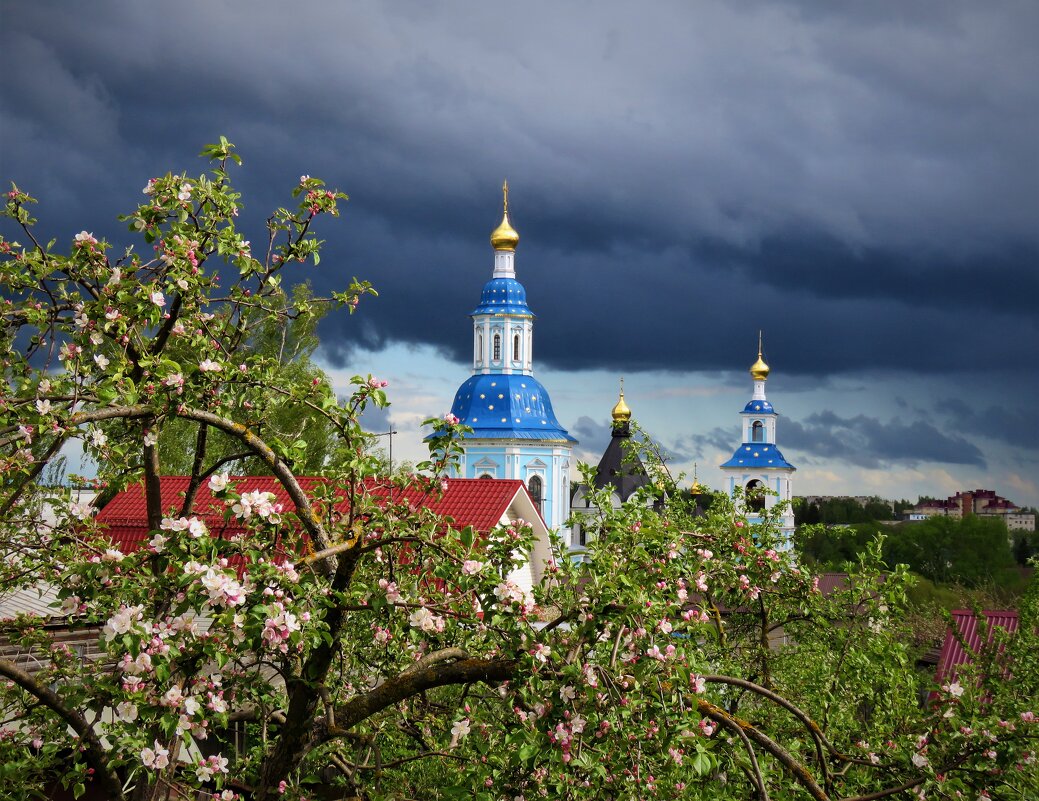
[{"x1": 699, "y1": 698, "x2": 828, "y2": 801}]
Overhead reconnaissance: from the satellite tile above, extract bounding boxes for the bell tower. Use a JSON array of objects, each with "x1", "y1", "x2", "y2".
[{"x1": 720, "y1": 334, "x2": 796, "y2": 538}]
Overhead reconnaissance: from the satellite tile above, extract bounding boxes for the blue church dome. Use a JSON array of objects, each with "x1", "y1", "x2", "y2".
[
  {"x1": 720, "y1": 442, "x2": 794, "y2": 469},
  {"x1": 449, "y1": 373, "x2": 576, "y2": 441},
  {"x1": 742, "y1": 399, "x2": 775, "y2": 414},
  {"x1": 470, "y1": 277, "x2": 534, "y2": 317}
]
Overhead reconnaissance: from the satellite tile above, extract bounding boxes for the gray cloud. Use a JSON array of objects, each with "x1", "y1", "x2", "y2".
[
  {"x1": 934, "y1": 399, "x2": 1036, "y2": 449},
  {"x1": 680, "y1": 428, "x2": 736, "y2": 462},
  {"x1": 571, "y1": 416, "x2": 613, "y2": 464},
  {"x1": 782, "y1": 411, "x2": 986, "y2": 468}
]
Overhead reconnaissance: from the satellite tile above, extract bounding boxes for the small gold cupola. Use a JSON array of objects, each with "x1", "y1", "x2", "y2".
[
  {"x1": 490, "y1": 180, "x2": 520, "y2": 251},
  {"x1": 750, "y1": 331, "x2": 770, "y2": 381},
  {"x1": 611, "y1": 377, "x2": 632, "y2": 424},
  {"x1": 690, "y1": 463, "x2": 706, "y2": 495}
]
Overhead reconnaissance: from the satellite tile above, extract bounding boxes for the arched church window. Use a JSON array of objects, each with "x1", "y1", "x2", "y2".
[
  {"x1": 477, "y1": 332, "x2": 484, "y2": 360},
  {"x1": 527, "y1": 475, "x2": 543, "y2": 512},
  {"x1": 479, "y1": 473, "x2": 493, "y2": 480},
  {"x1": 746, "y1": 479, "x2": 766, "y2": 513},
  {"x1": 513, "y1": 333, "x2": 521, "y2": 361},
  {"x1": 752, "y1": 420, "x2": 764, "y2": 443},
  {"x1": 493, "y1": 333, "x2": 501, "y2": 361}
]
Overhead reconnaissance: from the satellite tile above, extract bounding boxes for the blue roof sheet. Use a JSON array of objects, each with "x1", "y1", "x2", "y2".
[
  {"x1": 447, "y1": 374, "x2": 576, "y2": 442},
  {"x1": 720, "y1": 442, "x2": 796, "y2": 470},
  {"x1": 743, "y1": 399, "x2": 775, "y2": 414},
  {"x1": 471, "y1": 277, "x2": 534, "y2": 317}
]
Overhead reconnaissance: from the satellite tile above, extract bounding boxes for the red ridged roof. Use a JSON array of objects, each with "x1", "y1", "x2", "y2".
[
  {"x1": 934, "y1": 609, "x2": 1020, "y2": 684},
  {"x1": 95, "y1": 476, "x2": 534, "y2": 553}
]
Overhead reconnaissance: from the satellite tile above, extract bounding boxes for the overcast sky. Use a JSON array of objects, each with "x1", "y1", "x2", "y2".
[{"x1": 2, "y1": 1, "x2": 1037, "y2": 506}]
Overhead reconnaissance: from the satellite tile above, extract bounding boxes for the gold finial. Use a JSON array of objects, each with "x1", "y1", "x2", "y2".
[
  {"x1": 690, "y1": 462, "x2": 706, "y2": 494},
  {"x1": 750, "y1": 330, "x2": 770, "y2": 380},
  {"x1": 490, "y1": 180, "x2": 520, "y2": 251},
  {"x1": 611, "y1": 377, "x2": 632, "y2": 423}
]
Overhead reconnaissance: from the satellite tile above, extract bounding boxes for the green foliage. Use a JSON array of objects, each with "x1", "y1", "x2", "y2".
[
  {"x1": 798, "y1": 516, "x2": 1020, "y2": 592},
  {"x1": 794, "y1": 521, "x2": 885, "y2": 569},
  {"x1": 794, "y1": 496, "x2": 894, "y2": 525},
  {"x1": 153, "y1": 281, "x2": 342, "y2": 477},
  {"x1": 883, "y1": 515, "x2": 1016, "y2": 587}
]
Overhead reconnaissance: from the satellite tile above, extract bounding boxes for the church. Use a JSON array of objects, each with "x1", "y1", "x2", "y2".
[
  {"x1": 443, "y1": 187, "x2": 796, "y2": 543},
  {"x1": 442, "y1": 183, "x2": 577, "y2": 537}
]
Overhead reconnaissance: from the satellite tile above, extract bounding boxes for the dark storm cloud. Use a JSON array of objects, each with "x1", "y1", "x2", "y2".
[
  {"x1": 571, "y1": 416, "x2": 613, "y2": 464},
  {"x1": 781, "y1": 411, "x2": 986, "y2": 468},
  {"x1": 680, "y1": 428, "x2": 736, "y2": 462},
  {"x1": 2, "y1": 1, "x2": 1036, "y2": 393},
  {"x1": 934, "y1": 399, "x2": 1037, "y2": 449}
]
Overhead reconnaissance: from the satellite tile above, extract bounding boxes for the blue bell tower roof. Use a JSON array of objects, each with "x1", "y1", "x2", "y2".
[
  {"x1": 449, "y1": 374, "x2": 576, "y2": 442},
  {"x1": 471, "y1": 277, "x2": 534, "y2": 317},
  {"x1": 743, "y1": 399, "x2": 775, "y2": 414},
  {"x1": 721, "y1": 442, "x2": 795, "y2": 469}
]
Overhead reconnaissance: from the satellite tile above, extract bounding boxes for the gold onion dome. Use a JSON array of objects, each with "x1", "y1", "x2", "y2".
[
  {"x1": 690, "y1": 464, "x2": 706, "y2": 495},
  {"x1": 611, "y1": 380, "x2": 631, "y2": 423},
  {"x1": 750, "y1": 333, "x2": 770, "y2": 380},
  {"x1": 490, "y1": 180, "x2": 520, "y2": 251}
]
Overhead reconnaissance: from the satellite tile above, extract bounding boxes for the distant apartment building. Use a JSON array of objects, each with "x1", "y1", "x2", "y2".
[
  {"x1": 912, "y1": 489, "x2": 1035, "y2": 531},
  {"x1": 799, "y1": 494, "x2": 892, "y2": 510}
]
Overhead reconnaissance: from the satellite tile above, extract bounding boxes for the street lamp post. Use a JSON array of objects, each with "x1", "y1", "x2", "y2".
[{"x1": 374, "y1": 429, "x2": 398, "y2": 472}]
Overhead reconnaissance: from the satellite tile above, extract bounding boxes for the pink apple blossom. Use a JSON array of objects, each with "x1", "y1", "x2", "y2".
[{"x1": 140, "y1": 741, "x2": 170, "y2": 769}]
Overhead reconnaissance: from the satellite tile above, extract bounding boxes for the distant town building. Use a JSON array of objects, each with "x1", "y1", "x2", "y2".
[
  {"x1": 720, "y1": 337, "x2": 796, "y2": 538},
  {"x1": 912, "y1": 489, "x2": 1035, "y2": 531},
  {"x1": 799, "y1": 495, "x2": 893, "y2": 510}
]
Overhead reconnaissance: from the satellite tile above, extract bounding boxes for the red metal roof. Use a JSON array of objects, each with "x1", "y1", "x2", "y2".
[
  {"x1": 934, "y1": 609, "x2": 1020, "y2": 685},
  {"x1": 95, "y1": 476, "x2": 535, "y2": 553}
]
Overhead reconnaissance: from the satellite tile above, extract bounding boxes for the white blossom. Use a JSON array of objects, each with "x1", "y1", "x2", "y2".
[
  {"x1": 140, "y1": 741, "x2": 170, "y2": 769},
  {"x1": 408, "y1": 606, "x2": 445, "y2": 633},
  {"x1": 103, "y1": 605, "x2": 144, "y2": 642},
  {"x1": 449, "y1": 718, "x2": 471, "y2": 747},
  {"x1": 69, "y1": 500, "x2": 95, "y2": 520}
]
